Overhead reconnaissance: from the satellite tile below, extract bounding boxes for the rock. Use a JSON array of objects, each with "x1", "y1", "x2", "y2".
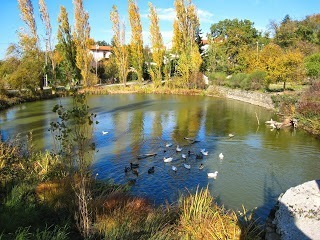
[{"x1": 273, "y1": 180, "x2": 320, "y2": 240}]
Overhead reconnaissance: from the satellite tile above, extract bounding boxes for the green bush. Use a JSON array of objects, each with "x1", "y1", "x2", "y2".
[
  {"x1": 227, "y1": 73, "x2": 248, "y2": 89},
  {"x1": 208, "y1": 72, "x2": 227, "y2": 85}
]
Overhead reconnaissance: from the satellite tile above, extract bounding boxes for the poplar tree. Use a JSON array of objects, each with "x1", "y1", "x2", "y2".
[
  {"x1": 73, "y1": 0, "x2": 93, "y2": 86},
  {"x1": 57, "y1": 6, "x2": 80, "y2": 85},
  {"x1": 39, "y1": 0, "x2": 56, "y2": 85},
  {"x1": 128, "y1": 0, "x2": 144, "y2": 83},
  {"x1": 148, "y1": 2, "x2": 164, "y2": 87},
  {"x1": 110, "y1": 5, "x2": 128, "y2": 85},
  {"x1": 16, "y1": 0, "x2": 43, "y2": 90},
  {"x1": 173, "y1": 0, "x2": 202, "y2": 88}
]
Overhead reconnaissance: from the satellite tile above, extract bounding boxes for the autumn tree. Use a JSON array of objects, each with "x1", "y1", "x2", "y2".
[
  {"x1": 57, "y1": 6, "x2": 80, "y2": 86},
  {"x1": 148, "y1": 2, "x2": 164, "y2": 87},
  {"x1": 110, "y1": 5, "x2": 128, "y2": 85},
  {"x1": 277, "y1": 49, "x2": 304, "y2": 90},
  {"x1": 39, "y1": 0, "x2": 56, "y2": 86},
  {"x1": 73, "y1": 0, "x2": 93, "y2": 87},
  {"x1": 128, "y1": 0, "x2": 144, "y2": 83},
  {"x1": 173, "y1": 0, "x2": 202, "y2": 88},
  {"x1": 255, "y1": 43, "x2": 304, "y2": 90},
  {"x1": 14, "y1": 0, "x2": 43, "y2": 91}
]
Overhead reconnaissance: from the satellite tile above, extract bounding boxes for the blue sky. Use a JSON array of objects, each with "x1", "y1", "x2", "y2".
[{"x1": 0, "y1": 0, "x2": 319, "y2": 59}]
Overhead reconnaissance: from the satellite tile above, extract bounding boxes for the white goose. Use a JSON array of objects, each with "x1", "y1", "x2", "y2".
[
  {"x1": 163, "y1": 157, "x2": 173, "y2": 163},
  {"x1": 219, "y1": 153, "x2": 224, "y2": 160},
  {"x1": 102, "y1": 131, "x2": 108, "y2": 135},
  {"x1": 176, "y1": 145, "x2": 182, "y2": 152},
  {"x1": 182, "y1": 154, "x2": 187, "y2": 159},
  {"x1": 172, "y1": 165, "x2": 177, "y2": 172},
  {"x1": 207, "y1": 171, "x2": 218, "y2": 179},
  {"x1": 165, "y1": 143, "x2": 172, "y2": 147},
  {"x1": 184, "y1": 163, "x2": 191, "y2": 169}
]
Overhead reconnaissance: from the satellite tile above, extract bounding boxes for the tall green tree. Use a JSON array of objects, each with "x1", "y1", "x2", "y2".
[
  {"x1": 57, "y1": 6, "x2": 80, "y2": 86},
  {"x1": 73, "y1": 0, "x2": 93, "y2": 86},
  {"x1": 128, "y1": 0, "x2": 144, "y2": 83},
  {"x1": 110, "y1": 5, "x2": 128, "y2": 85},
  {"x1": 148, "y1": 2, "x2": 164, "y2": 87},
  {"x1": 209, "y1": 18, "x2": 259, "y2": 73}
]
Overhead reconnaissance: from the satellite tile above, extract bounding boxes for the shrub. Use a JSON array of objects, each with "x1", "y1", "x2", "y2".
[
  {"x1": 227, "y1": 73, "x2": 248, "y2": 89},
  {"x1": 247, "y1": 70, "x2": 267, "y2": 90},
  {"x1": 297, "y1": 81, "x2": 320, "y2": 118},
  {"x1": 271, "y1": 94, "x2": 299, "y2": 115},
  {"x1": 208, "y1": 72, "x2": 227, "y2": 86}
]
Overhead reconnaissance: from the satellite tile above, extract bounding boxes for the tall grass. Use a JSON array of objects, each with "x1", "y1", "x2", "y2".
[
  {"x1": 0, "y1": 225, "x2": 69, "y2": 240},
  {"x1": 178, "y1": 186, "x2": 241, "y2": 239},
  {"x1": 93, "y1": 186, "x2": 262, "y2": 239}
]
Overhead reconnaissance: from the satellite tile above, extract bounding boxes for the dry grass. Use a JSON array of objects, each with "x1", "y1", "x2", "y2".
[
  {"x1": 92, "y1": 186, "x2": 261, "y2": 239},
  {"x1": 81, "y1": 84, "x2": 209, "y2": 97},
  {"x1": 178, "y1": 187, "x2": 241, "y2": 239}
]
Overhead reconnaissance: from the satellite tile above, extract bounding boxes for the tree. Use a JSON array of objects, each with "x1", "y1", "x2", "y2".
[
  {"x1": 304, "y1": 52, "x2": 320, "y2": 81},
  {"x1": 210, "y1": 18, "x2": 259, "y2": 73},
  {"x1": 256, "y1": 43, "x2": 304, "y2": 90},
  {"x1": 14, "y1": 0, "x2": 43, "y2": 91},
  {"x1": 110, "y1": 5, "x2": 128, "y2": 85},
  {"x1": 128, "y1": 0, "x2": 144, "y2": 83},
  {"x1": 276, "y1": 49, "x2": 304, "y2": 90},
  {"x1": 39, "y1": 0, "x2": 55, "y2": 86},
  {"x1": 57, "y1": 6, "x2": 80, "y2": 86},
  {"x1": 173, "y1": 0, "x2": 202, "y2": 88},
  {"x1": 148, "y1": 2, "x2": 164, "y2": 87},
  {"x1": 73, "y1": 0, "x2": 93, "y2": 86}
]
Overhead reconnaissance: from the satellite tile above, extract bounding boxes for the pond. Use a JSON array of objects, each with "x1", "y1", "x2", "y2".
[{"x1": 1, "y1": 94, "x2": 320, "y2": 222}]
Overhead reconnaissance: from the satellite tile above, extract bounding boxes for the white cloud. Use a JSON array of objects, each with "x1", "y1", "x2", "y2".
[
  {"x1": 197, "y1": 9, "x2": 214, "y2": 24},
  {"x1": 157, "y1": 8, "x2": 176, "y2": 21},
  {"x1": 142, "y1": 8, "x2": 176, "y2": 21}
]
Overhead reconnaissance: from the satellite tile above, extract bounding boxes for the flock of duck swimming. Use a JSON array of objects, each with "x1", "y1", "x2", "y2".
[{"x1": 124, "y1": 136, "x2": 231, "y2": 181}]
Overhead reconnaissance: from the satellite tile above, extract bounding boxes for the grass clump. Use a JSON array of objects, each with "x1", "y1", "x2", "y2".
[{"x1": 178, "y1": 186, "x2": 241, "y2": 239}]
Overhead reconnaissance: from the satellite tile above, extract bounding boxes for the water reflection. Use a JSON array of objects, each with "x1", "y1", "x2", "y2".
[{"x1": 1, "y1": 94, "x2": 320, "y2": 223}]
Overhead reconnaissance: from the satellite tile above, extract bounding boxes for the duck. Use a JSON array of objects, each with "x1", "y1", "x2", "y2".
[
  {"x1": 124, "y1": 166, "x2": 131, "y2": 173},
  {"x1": 102, "y1": 131, "x2": 108, "y2": 135},
  {"x1": 176, "y1": 145, "x2": 182, "y2": 152},
  {"x1": 184, "y1": 163, "x2": 191, "y2": 170},
  {"x1": 172, "y1": 165, "x2": 177, "y2": 172},
  {"x1": 196, "y1": 154, "x2": 203, "y2": 160},
  {"x1": 165, "y1": 143, "x2": 172, "y2": 147},
  {"x1": 148, "y1": 166, "x2": 155, "y2": 174},
  {"x1": 132, "y1": 168, "x2": 139, "y2": 176},
  {"x1": 207, "y1": 171, "x2": 218, "y2": 179},
  {"x1": 200, "y1": 149, "x2": 208, "y2": 156},
  {"x1": 128, "y1": 179, "x2": 136, "y2": 185},
  {"x1": 182, "y1": 154, "x2": 187, "y2": 159},
  {"x1": 130, "y1": 162, "x2": 139, "y2": 169},
  {"x1": 163, "y1": 157, "x2": 173, "y2": 163},
  {"x1": 198, "y1": 163, "x2": 204, "y2": 170},
  {"x1": 219, "y1": 153, "x2": 224, "y2": 160}
]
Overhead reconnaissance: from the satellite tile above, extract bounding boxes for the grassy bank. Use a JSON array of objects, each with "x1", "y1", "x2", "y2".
[
  {"x1": 81, "y1": 83, "x2": 221, "y2": 97},
  {"x1": 0, "y1": 89, "x2": 65, "y2": 111}
]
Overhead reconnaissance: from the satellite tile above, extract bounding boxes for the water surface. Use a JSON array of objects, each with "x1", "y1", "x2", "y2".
[{"x1": 1, "y1": 94, "x2": 320, "y2": 222}]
